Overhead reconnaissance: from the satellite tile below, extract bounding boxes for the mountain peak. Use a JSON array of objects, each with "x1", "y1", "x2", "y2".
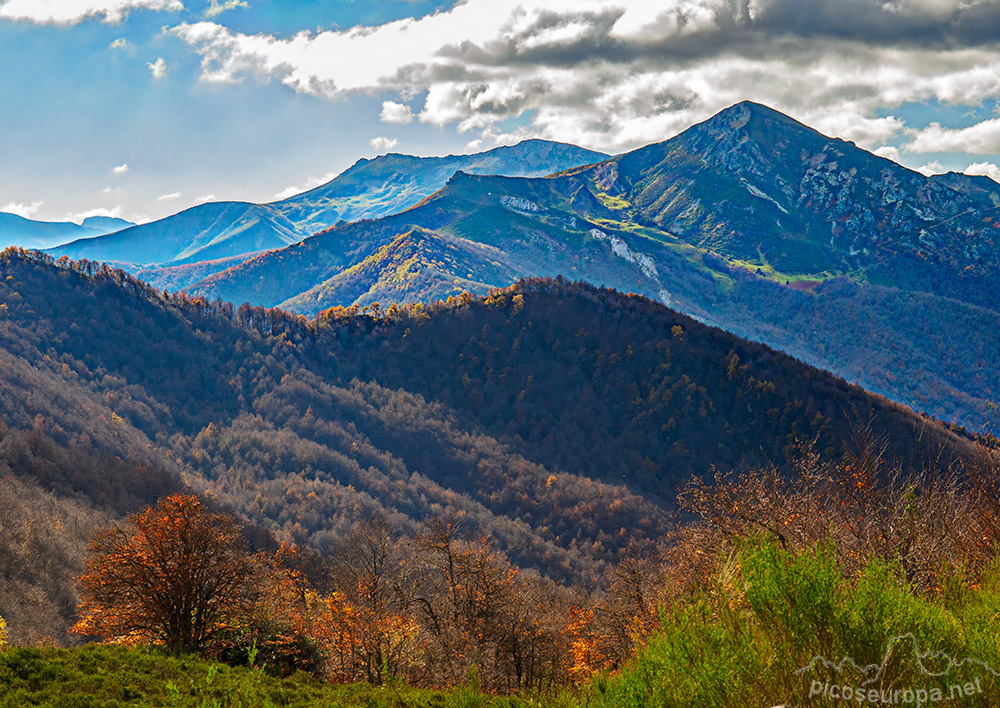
[
  {"x1": 698, "y1": 100, "x2": 816, "y2": 137},
  {"x1": 720, "y1": 99, "x2": 770, "y2": 115},
  {"x1": 729, "y1": 99, "x2": 780, "y2": 114}
]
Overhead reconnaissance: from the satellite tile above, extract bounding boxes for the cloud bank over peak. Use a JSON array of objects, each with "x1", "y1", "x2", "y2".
[
  {"x1": 165, "y1": 0, "x2": 1000, "y2": 156},
  {"x1": 1, "y1": 201, "x2": 43, "y2": 219}
]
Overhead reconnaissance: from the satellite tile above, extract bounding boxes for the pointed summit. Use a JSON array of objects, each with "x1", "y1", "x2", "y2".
[
  {"x1": 718, "y1": 99, "x2": 799, "y2": 119},
  {"x1": 683, "y1": 100, "x2": 829, "y2": 153},
  {"x1": 709, "y1": 99, "x2": 782, "y2": 122}
]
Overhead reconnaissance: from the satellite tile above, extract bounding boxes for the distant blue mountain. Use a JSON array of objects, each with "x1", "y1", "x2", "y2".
[
  {"x1": 50, "y1": 202, "x2": 301, "y2": 267},
  {"x1": 46, "y1": 139, "x2": 608, "y2": 274},
  {"x1": 271, "y1": 138, "x2": 611, "y2": 232},
  {"x1": 0, "y1": 213, "x2": 133, "y2": 250},
  {"x1": 80, "y1": 216, "x2": 134, "y2": 234}
]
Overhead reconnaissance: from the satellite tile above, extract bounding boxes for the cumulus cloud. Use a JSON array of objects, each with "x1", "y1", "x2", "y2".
[
  {"x1": 1, "y1": 201, "x2": 43, "y2": 219},
  {"x1": 158, "y1": 192, "x2": 181, "y2": 201},
  {"x1": 113, "y1": 163, "x2": 129, "y2": 174},
  {"x1": 872, "y1": 146, "x2": 903, "y2": 164},
  {"x1": 110, "y1": 37, "x2": 129, "y2": 49},
  {"x1": 147, "y1": 57, "x2": 168, "y2": 79},
  {"x1": 0, "y1": 0, "x2": 183, "y2": 25},
  {"x1": 196, "y1": 194, "x2": 218, "y2": 203},
  {"x1": 167, "y1": 0, "x2": 1000, "y2": 154},
  {"x1": 380, "y1": 101, "x2": 415, "y2": 125},
  {"x1": 370, "y1": 137, "x2": 399, "y2": 152},
  {"x1": 915, "y1": 160, "x2": 947, "y2": 176},
  {"x1": 904, "y1": 117, "x2": 1000, "y2": 154},
  {"x1": 965, "y1": 161, "x2": 1000, "y2": 183},
  {"x1": 204, "y1": 0, "x2": 246, "y2": 19}
]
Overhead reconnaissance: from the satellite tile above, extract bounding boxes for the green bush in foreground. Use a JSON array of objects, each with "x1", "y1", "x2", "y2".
[
  {"x1": 596, "y1": 540, "x2": 1000, "y2": 708},
  {"x1": 0, "y1": 643, "x2": 566, "y2": 708}
]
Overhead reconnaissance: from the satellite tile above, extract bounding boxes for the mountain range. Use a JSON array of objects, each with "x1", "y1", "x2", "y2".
[
  {"x1": 46, "y1": 140, "x2": 607, "y2": 276},
  {"x1": 0, "y1": 214, "x2": 134, "y2": 250},
  {"x1": 33, "y1": 101, "x2": 1000, "y2": 432},
  {"x1": 172, "y1": 102, "x2": 1000, "y2": 431}
]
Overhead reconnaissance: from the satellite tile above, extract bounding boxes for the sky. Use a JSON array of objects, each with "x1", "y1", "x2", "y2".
[{"x1": 4, "y1": 0, "x2": 1000, "y2": 225}]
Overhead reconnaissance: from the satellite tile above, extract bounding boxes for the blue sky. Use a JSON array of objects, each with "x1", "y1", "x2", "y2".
[{"x1": 3, "y1": 0, "x2": 1000, "y2": 225}]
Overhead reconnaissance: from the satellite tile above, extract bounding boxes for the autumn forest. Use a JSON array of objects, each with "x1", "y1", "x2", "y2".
[{"x1": 0, "y1": 248, "x2": 999, "y2": 706}]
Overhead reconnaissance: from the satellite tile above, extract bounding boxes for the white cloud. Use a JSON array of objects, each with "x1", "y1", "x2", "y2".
[
  {"x1": 609, "y1": 1, "x2": 725, "y2": 40},
  {"x1": 110, "y1": 37, "x2": 129, "y2": 49},
  {"x1": 158, "y1": 192, "x2": 181, "y2": 201},
  {"x1": 204, "y1": 0, "x2": 246, "y2": 19},
  {"x1": 903, "y1": 117, "x2": 1000, "y2": 154},
  {"x1": 101, "y1": 186, "x2": 123, "y2": 195},
  {"x1": 167, "y1": 0, "x2": 1000, "y2": 154},
  {"x1": 0, "y1": 0, "x2": 183, "y2": 25},
  {"x1": 196, "y1": 194, "x2": 217, "y2": 203},
  {"x1": 271, "y1": 171, "x2": 336, "y2": 201},
  {"x1": 380, "y1": 101, "x2": 415, "y2": 125},
  {"x1": 873, "y1": 146, "x2": 903, "y2": 163},
  {"x1": 113, "y1": 163, "x2": 129, "y2": 174},
  {"x1": 964, "y1": 161, "x2": 1000, "y2": 184},
  {"x1": 370, "y1": 136, "x2": 399, "y2": 152},
  {"x1": 1, "y1": 201, "x2": 43, "y2": 219},
  {"x1": 169, "y1": 1, "x2": 715, "y2": 97},
  {"x1": 271, "y1": 186, "x2": 300, "y2": 201},
  {"x1": 147, "y1": 57, "x2": 168, "y2": 79},
  {"x1": 915, "y1": 160, "x2": 947, "y2": 176}
]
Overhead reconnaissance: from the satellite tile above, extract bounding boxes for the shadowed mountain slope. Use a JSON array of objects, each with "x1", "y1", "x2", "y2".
[{"x1": 0, "y1": 250, "x2": 971, "y2": 572}]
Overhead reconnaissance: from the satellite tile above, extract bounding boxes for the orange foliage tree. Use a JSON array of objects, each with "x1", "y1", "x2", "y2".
[{"x1": 72, "y1": 494, "x2": 257, "y2": 654}]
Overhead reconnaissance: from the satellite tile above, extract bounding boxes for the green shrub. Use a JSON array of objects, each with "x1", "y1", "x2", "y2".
[{"x1": 597, "y1": 540, "x2": 1000, "y2": 708}]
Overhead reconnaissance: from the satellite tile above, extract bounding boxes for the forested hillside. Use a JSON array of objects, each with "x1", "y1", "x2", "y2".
[
  {"x1": 0, "y1": 248, "x2": 971, "y2": 644},
  {"x1": 309, "y1": 278, "x2": 967, "y2": 502}
]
